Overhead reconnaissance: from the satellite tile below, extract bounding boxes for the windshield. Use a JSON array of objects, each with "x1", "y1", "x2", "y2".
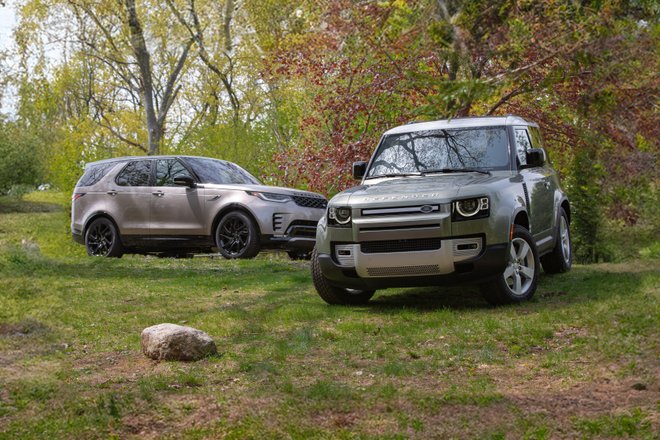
[
  {"x1": 185, "y1": 157, "x2": 261, "y2": 185},
  {"x1": 366, "y1": 127, "x2": 511, "y2": 178}
]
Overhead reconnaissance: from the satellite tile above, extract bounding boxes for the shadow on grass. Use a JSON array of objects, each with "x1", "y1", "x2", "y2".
[
  {"x1": 0, "y1": 199, "x2": 63, "y2": 214},
  {"x1": 358, "y1": 265, "x2": 653, "y2": 312},
  {"x1": 368, "y1": 285, "x2": 489, "y2": 311}
]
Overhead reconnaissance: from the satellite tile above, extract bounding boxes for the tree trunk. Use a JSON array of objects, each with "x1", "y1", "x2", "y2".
[{"x1": 125, "y1": 0, "x2": 161, "y2": 155}]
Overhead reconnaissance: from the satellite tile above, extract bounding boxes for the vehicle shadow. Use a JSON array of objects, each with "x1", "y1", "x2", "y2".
[{"x1": 366, "y1": 285, "x2": 489, "y2": 311}]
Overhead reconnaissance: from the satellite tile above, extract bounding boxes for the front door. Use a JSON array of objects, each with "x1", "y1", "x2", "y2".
[
  {"x1": 149, "y1": 158, "x2": 206, "y2": 236},
  {"x1": 514, "y1": 127, "x2": 555, "y2": 240}
]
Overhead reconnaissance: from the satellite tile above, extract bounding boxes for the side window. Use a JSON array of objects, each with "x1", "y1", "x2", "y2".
[
  {"x1": 528, "y1": 126, "x2": 552, "y2": 165},
  {"x1": 76, "y1": 162, "x2": 116, "y2": 187},
  {"x1": 514, "y1": 128, "x2": 532, "y2": 167},
  {"x1": 116, "y1": 160, "x2": 152, "y2": 186},
  {"x1": 155, "y1": 159, "x2": 194, "y2": 186}
]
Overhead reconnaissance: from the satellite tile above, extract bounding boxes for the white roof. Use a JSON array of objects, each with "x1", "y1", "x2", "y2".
[{"x1": 384, "y1": 115, "x2": 537, "y2": 135}]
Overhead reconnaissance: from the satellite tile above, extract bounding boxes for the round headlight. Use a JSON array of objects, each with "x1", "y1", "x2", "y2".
[
  {"x1": 456, "y1": 198, "x2": 481, "y2": 217},
  {"x1": 329, "y1": 206, "x2": 352, "y2": 224}
]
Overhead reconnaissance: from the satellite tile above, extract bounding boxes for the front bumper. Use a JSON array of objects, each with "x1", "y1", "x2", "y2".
[
  {"x1": 262, "y1": 222, "x2": 318, "y2": 251},
  {"x1": 317, "y1": 241, "x2": 508, "y2": 290}
]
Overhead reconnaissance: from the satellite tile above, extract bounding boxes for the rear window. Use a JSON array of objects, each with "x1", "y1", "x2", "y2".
[{"x1": 76, "y1": 162, "x2": 118, "y2": 188}]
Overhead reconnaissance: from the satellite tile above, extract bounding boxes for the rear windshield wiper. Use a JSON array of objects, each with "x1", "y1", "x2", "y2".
[
  {"x1": 421, "y1": 168, "x2": 491, "y2": 176},
  {"x1": 365, "y1": 172, "x2": 420, "y2": 179}
]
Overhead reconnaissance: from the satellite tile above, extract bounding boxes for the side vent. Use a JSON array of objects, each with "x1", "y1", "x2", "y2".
[
  {"x1": 272, "y1": 214, "x2": 283, "y2": 232},
  {"x1": 522, "y1": 183, "x2": 530, "y2": 211}
]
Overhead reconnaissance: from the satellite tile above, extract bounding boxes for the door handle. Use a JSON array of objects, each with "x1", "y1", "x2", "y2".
[
  {"x1": 152, "y1": 191, "x2": 164, "y2": 197},
  {"x1": 107, "y1": 190, "x2": 118, "y2": 196}
]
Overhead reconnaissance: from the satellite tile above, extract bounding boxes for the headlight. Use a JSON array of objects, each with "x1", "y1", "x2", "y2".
[
  {"x1": 328, "y1": 206, "x2": 352, "y2": 226},
  {"x1": 453, "y1": 197, "x2": 489, "y2": 220},
  {"x1": 246, "y1": 191, "x2": 292, "y2": 203}
]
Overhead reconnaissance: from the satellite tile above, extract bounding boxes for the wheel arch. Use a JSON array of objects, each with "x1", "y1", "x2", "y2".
[
  {"x1": 512, "y1": 209, "x2": 530, "y2": 231},
  {"x1": 560, "y1": 199, "x2": 571, "y2": 224},
  {"x1": 211, "y1": 204, "x2": 262, "y2": 238},
  {"x1": 83, "y1": 212, "x2": 121, "y2": 237}
]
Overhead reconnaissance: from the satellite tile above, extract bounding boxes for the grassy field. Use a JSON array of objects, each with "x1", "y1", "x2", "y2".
[{"x1": 0, "y1": 192, "x2": 658, "y2": 439}]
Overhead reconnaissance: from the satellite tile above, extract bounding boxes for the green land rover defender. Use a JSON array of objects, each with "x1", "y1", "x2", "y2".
[{"x1": 312, "y1": 116, "x2": 572, "y2": 305}]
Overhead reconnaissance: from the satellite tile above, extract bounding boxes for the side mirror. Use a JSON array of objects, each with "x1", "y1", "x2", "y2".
[
  {"x1": 173, "y1": 176, "x2": 196, "y2": 187},
  {"x1": 524, "y1": 149, "x2": 545, "y2": 168},
  {"x1": 352, "y1": 161, "x2": 367, "y2": 180}
]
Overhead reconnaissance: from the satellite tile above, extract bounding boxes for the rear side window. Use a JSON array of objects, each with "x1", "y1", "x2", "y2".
[
  {"x1": 76, "y1": 162, "x2": 117, "y2": 188},
  {"x1": 116, "y1": 160, "x2": 152, "y2": 186}
]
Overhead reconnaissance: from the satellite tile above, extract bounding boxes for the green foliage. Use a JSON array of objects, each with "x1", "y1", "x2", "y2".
[{"x1": 0, "y1": 119, "x2": 43, "y2": 194}]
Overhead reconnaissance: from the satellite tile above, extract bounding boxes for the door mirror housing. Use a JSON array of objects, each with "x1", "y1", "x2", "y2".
[
  {"x1": 523, "y1": 149, "x2": 545, "y2": 168},
  {"x1": 352, "y1": 161, "x2": 368, "y2": 180},
  {"x1": 173, "y1": 176, "x2": 196, "y2": 187}
]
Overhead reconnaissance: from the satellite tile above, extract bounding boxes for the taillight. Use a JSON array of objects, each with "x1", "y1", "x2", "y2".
[{"x1": 72, "y1": 193, "x2": 86, "y2": 201}]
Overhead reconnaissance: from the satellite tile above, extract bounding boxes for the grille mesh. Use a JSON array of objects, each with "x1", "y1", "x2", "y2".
[
  {"x1": 361, "y1": 238, "x2": 442, "y2": 254},
  {"x1": 292, "y1": 195, "x2": 327, "y2": 209},
  {"x1": 367, "y1": 265, "x2": 440, "y2": 276}
]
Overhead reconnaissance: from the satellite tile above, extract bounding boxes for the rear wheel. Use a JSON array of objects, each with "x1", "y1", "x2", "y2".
[
  {"x1": 311, "y1": 247, "x2": 375, "y2": 305},
  {"x1": 541, "y1": 208, "x2": 572, "y2": 274},
  {"x1": 215, "y1": 211, "x2": 260, "y2": 259},
  {"x1": 85, "y1": 217, "x2": 124, "y2": 258},
  {"x1": 480, "y1": 225, "x2": 539, "y2": 305}
]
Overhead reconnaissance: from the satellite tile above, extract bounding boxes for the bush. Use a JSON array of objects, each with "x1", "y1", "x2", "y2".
[{"x1": 0, "y1": 120, "x2": 43, "y2": 194}]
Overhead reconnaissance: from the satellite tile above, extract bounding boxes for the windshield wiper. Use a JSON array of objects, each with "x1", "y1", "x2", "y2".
[
  {"x1": 365, "y1": 172, "x2": 420, "y2": 179},
  {"x1": 421, "y1": 168, "x2": 491, "y2": 176}
]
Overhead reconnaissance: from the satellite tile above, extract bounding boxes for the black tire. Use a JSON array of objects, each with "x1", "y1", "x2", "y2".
[
  {"x1": 311, "y1": 247, "x2": 375, "y2": 305},
  {"x1": 480, "y1": 225, "x2": 539, "y2": 305},
  {"x1": 541, "y1": 208, "x2": 572, "y2": 274},
  {"x1": 85, "y1": 217, "x2": 124, "y2": 258},
  {"x1": 215, "y1": 211, "x2": 260, "y2": 259},
  {"x1": 287, "y1": 250, "x2": 312, "y2": 261}
]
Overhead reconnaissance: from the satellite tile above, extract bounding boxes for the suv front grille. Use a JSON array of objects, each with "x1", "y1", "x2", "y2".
[
  {"x1": 361, "y1": 238, "x2": 442, "y2": 254},
  {"x1": 286, "y1": 220, "x2": 318, "y2": 238},
  {"x1": 292, "y1": 195, "x2": 327, "y2": 209}
]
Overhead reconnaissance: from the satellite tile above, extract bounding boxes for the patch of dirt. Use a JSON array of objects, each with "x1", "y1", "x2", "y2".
[
  {"x1": 121, "y1": 395, "x2": 223, "y2": 439},
  {"x1": 0, "y1": 319, "x2": 50, "y2": 337},
  {"x1": 72, "y1": 351, "x2": 168, "y2": 386}
]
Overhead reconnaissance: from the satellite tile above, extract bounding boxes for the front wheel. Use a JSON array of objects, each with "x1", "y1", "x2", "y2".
[
  {"x1": 85, "y1": 217, "x2": 124, "y2": 258},
  {"x1": 480, "y1": 225, "x2": 539, "y2": 305},
  {"x1": 541, "y1": 208, "x2": 572, "y2": 274},
  {"x1": 215, "y1": 211, "x2": 260, "y2": 259},
  {"x1": 311, "y1": 248, "x2": 375, "y2": 305}
]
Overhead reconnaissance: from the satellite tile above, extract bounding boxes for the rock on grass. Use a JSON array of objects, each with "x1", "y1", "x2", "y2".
[{"x1": 141, "y1": 323, "x2": 217, "y2": 361}]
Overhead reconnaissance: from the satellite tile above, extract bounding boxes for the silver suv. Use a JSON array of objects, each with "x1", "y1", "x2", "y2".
[
  {"x1": 71, "y1": 156, "x2": 327, "y2": 259},
  {"x1": 312, "y1": 116, "x2": 572, "y2": 305}
]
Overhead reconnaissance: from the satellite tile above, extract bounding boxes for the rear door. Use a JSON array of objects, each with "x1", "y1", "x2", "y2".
[
  {"x1": 110, "y1": 160, "x2": 153, "y2": 235},
  {"x1": 149, "y1": 158, "x2": 206, "y2": 235}
]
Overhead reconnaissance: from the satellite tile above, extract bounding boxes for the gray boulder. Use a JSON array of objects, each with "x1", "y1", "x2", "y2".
[{"x1": 141, "y1": 323, "x2": 217, "y2": 361}]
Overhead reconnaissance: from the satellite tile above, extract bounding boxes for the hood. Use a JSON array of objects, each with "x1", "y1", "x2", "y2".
[
  {"x1": 202, "y1": 183, "x2": 326, "y2": 199},
  {"x1": 332, "y1": 172, "x2": 514, "y2": 207}
]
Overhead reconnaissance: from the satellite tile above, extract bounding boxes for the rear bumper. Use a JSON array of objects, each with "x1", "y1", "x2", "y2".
[
  {"x1": 72, "y1": 232, "x2": 85, "y2": 245},
  {"x1": 317, "y1": 243, "x2": 508, "y2": 290}
]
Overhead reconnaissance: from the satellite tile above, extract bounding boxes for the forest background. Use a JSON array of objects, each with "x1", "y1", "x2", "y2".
[{"x1": 0, "y1": 0, "x2": 657, "y2": 263}]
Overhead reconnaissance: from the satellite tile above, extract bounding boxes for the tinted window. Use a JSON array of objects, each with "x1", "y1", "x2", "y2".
[
  {"x1": 116, "y1": 160, "x2": 152, "y2": 186},
  {"x1": 184, "y1": 157, "x2": 260, "y2": 185},
  {"x1": 514, "y1": 128, "x2": 532, "y2": 167},
  {"x1": 367, "y1": 127, "x2": 510, "y2": 177},
  {"x1": 155, "y1": 159, "x2": 194, "y2": 186},
  {"x1": 76, "y1": 162, "x2": 117, "y2": 187}
]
